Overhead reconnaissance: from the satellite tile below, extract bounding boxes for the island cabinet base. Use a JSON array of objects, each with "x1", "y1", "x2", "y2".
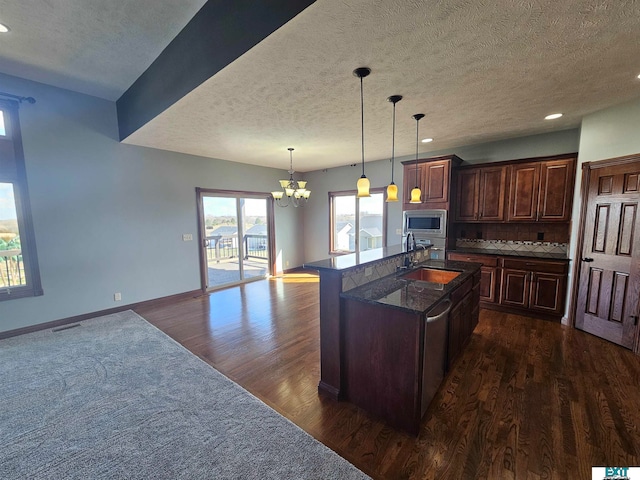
[{"x1": 342, "y1": 298, "x2": 449, "y2": 435}]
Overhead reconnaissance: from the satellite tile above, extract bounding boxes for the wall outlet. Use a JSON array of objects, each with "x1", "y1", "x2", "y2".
[
  {"x1": 182, "y1": 234, "x2": 193, "y2": 241},
  {"x1": 365, "y1": 267, "x2": 373, "y2": 277},
  {"x1": 286, "y1": 260, "x2": 290, "y2": 267},
  {"x1": 396, "y1": 228, "x2": 402, "y2": 235},
  {"x1": 114, "y1": 292, "x2": 122, "y2": 301}
]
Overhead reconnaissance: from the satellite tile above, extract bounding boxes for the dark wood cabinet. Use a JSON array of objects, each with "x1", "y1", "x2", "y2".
[
  {"x1": 342, "y1": 270, "x2": 479, "y2": 434},
  {"x1": 402, "y1": 155, "x2": 462, "y2": 210},
  {"x1": 447, "y1": 276, "x2": 475, "y2": 368},
  {"x1": 538, "y1": 159, "x2": 575, "y2": 221},
  {"x1": 448, "y1": 252, "x2": 569, "y2": 320},
  {"x1": 500, "y1": 268, "x2": 530, "y2": 308},
  {"x1": 454, "y1": 166, "x2": 507, "y2": 222},
  {"x1": 499, "y1": 258, "x2": 568, "y2": 317},
  {"x1": 507, "y1": 155, "x2": 576, "y2": 222},
  {"x1": 447, "y1": 252, "x2": 499, "y2": 304}
]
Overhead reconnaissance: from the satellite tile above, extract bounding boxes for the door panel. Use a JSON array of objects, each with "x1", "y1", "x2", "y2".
[
  {"x1": 575, "y1": 162, "x2": 640, "y2": 349},
  {"x1": 198, "y1": 191, "x2": 272, "y2": 291}
]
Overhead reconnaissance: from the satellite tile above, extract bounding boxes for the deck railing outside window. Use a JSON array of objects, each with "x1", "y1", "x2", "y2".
[{"x1": 205, "y1": 234, "x2": 268, "y2": 262}]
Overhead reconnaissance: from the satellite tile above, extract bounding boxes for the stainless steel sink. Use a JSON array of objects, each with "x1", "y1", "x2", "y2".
[{"x1": 401, "y1": 267, "x2": 461, "y2": 284}]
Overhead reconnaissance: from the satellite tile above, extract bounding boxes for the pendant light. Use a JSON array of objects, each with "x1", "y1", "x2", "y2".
[
  {"x1": 409, "y1": 113, "x2": 425, "y2": 204},
  {"x1": 354, "y1": 67, "x2": 371, "y2": 198},
  {"x1": 386, "y1": 95, "x2": 402, "y2": 202}
]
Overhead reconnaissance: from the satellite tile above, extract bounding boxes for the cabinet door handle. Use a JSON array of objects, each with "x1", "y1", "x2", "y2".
[
  {"x1": 582, "y1": 258, "x2": 594, "y2": 262},
  {"x1": 632, "y1": 315, "x2": 639, "y2": 326}
]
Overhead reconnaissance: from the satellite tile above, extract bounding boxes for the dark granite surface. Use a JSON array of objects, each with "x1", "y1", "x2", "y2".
[
  {"x1": 451, "y1": 247, "x2": 570, "y2": 261},
  {"x1": 341, "y1": 259, "x2": 481, "y2": 315},
  {"x1": 304, "y1": 244, "x2": 412, "y2": 272}
]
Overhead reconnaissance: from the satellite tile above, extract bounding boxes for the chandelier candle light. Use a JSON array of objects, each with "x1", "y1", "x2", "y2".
[
  {"x1": 271, "y1": 147, "x2": 310, "y2": 207},
  {"x1": 386, "y1": 94, "x2": 402, "y2": 202},
  {"x1": 410, "y1": 113, "x2": 425, "y2": 204},
  {"x1": 354, "y1": 67, "x2": 371, "y2": 198}
]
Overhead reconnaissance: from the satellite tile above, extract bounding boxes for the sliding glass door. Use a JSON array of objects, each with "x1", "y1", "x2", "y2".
[{"x1": 197, "y1": 189, "x2": 274, "y2": 291}]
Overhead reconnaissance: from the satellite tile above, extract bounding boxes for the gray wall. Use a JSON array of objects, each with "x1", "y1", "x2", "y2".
[
  {"x1": 0, "y1": 73, "x2": 304, "y2": 333},
  {"x1": 302, "y1": 129, "x2": 580, "y2": 263},
  {"x1": 566, "y1": 97, "x2": 640, "y2": 320}
]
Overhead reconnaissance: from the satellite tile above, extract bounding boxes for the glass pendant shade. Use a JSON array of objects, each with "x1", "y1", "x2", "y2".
[
  {"x1": 386, "y1": 183, "x2": 398, "y2": 202},
  {"x1": 409, "y1": 113, "x2": 425, "y2": 204},
  {"x1": 410, "y1": 186, "x2": 422, "y2": 203},
  {"x1": 386, "y1": 95, "x2": 402, "y2": 203},
  {"x1": 271, "y1": 191, "x2": 284, "y2": 200},
  {"x1": 357, "y1": 175, "x2": 370, "y2": 198}
]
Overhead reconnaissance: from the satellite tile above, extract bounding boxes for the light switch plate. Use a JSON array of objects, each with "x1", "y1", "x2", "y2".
[{"x1": 182, "y1": 234, "x2": 193, "y2": 241}]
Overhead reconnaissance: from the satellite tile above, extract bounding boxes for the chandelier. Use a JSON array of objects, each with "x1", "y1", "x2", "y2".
[{"x1": 271, "y1": 148, "x2": 310, "y2": 207}]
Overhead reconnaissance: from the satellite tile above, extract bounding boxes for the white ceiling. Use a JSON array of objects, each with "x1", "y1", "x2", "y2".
[{"x1": 2, "y1": 0, "x2": 640, "y2": 172}]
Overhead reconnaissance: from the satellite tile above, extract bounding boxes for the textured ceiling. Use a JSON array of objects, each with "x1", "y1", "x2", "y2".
[
  {"x1": 2, "y1": 0, "x2": 640, "y2": 172},
  {"x1": 123, "y1": 0, "x2": 640, "y2": 171},
  {"x1": 0, "y1": 0, "x2": 207, "y2": 100}
]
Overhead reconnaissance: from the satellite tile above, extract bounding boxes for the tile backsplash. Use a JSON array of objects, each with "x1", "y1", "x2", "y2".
[
  {"x1": 456, "y1": 238, "x2": 568, "y2": 255},
  {"x1": 452, "y1": 223, "x2": 570, "y2": 243},
  {"x1": 341, "y1": 249, "x2": 429, "y2": 292}
]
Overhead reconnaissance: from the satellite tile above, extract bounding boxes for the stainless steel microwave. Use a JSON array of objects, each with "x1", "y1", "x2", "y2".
[{"x1": 403, "y1": 209, "x2": 447, "y2": 237}]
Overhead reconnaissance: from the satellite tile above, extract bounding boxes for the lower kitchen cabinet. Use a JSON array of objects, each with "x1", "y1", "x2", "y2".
[
  {"x1": 447, "y1": 252, "x2": 499, "y2": 304},
  {"x1": 500, "y1": 258, "x2": 568, "y2": 316},
  {"x1": 448, "y1": 252, "x2": 569, "y2": 320},
  {"x1": 447, "y1": 275, "x2": 477, "y2": 368}
]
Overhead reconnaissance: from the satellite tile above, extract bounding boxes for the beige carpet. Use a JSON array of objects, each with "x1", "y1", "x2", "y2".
[{"x1": 0, "y1": 310, "x2": 370, "y2": 479}]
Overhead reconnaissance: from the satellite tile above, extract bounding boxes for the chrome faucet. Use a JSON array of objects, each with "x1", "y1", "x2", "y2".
[
  {"x1": 406, "y1": 232, "x2": 415, "y2": 252},
  {"x1": 403, "y1": 232, "x2": 416, "y2": 269}
]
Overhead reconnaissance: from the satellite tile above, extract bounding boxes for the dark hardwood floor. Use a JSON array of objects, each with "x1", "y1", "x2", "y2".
[{"x1": 135, "y1": 273, "x2": 640, "y2": 480}]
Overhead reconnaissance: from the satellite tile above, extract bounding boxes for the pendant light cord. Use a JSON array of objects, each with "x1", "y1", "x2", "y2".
[
  {"x1": 391, "y1": 101, "x2": 396, "y2": 183},
  {"x1": 360, "y1": 75, "x2": 365, "y2": 177},
  {"x1": 415, "y1": 117, "x2": 419, "y2": 186}
]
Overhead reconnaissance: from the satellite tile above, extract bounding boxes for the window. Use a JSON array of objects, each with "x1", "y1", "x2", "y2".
[
  {"x1": 0, "y1": 100, "x2": 42, "y2": 300},
  {"x1": 329, "y1": 188, "x2": 387, "y2": 254}
]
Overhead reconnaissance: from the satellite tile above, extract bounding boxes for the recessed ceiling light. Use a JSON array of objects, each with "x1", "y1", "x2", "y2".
[
  {"x1": 637, "y1": 73, "x2": 640, "y2": 79},
  {"x1": 421, "y1": 138, "x2": 433, "y2": 143},
  {"x1": 545, "y1": 113, "x2": 563, "y2": 120},
  {"x1": 0, "y1": 23, "x2": 10, "y2": 33}
]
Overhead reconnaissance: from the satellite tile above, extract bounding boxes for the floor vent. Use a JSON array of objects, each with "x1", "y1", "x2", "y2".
[{"x1": 52, "y1": 323, "x2": 81, "y2": 332}]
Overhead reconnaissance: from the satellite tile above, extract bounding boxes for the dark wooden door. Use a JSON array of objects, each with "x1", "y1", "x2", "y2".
[
  {"x1": 500, "y1": 268, "x2": 530, "y2": 308},
  {"x1": 575, "y1": 161, "x2": 640, "y2": 349},
  {"x1": 538, "y1": 158, "x2": 575, "y2": 221},
  {"x1": 529, "y1": 272, "x2": 565, "y2": 315},
  {"x1": 478, "y1": 166, "x2": 507, "y2": 221},
  {"x1": 507, "y1": 163, "x2": 539, "y2": 221},
  {"x1": 423, "y1": 160, "x2": 449, "y2": 205},
  {"x1": 479, "y1": 266, "x2": 497, "y2": 303},
  {"x1": 455, "y1": 169, "x2": 479, "y2": 221}
]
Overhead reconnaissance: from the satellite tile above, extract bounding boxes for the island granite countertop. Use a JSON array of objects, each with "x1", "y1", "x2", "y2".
[
  {"x1": 340, "y1": 259, "x2": 481, "y2": 315},
  {"x1": 304, "y1": 244, "x2": 418, "y2": 273}
]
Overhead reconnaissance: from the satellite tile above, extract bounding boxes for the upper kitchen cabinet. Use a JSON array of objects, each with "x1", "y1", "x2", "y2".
[
  {"x1": 402, "y1": 155, "x2": 463, "y2": 210},
  {"x1": 454, "y1": 165, "x2": 507, "y2": 222},
  {"x1": 507, "y1": 154, "x2": 576, "y2": 222}
]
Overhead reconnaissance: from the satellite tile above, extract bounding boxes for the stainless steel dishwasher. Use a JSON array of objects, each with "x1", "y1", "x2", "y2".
[{"x1": 421, "y1": 299, "x2": 451, "y2": 417}]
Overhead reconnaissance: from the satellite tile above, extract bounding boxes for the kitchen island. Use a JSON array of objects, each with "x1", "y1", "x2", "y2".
[{"x1": 304, "y1": 247, "x2": 481, "y2": 434}]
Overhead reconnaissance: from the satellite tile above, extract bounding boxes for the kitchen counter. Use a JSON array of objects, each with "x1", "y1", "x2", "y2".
[
  {"x1": 304, "y1": 244, "x2": 411, "y2": 272},
  {"x1": 450, "y1": 247, "x2": 570, "y2": 261},
  {"x1": 341, "y1": 259, "x2": 481, "y2": 315}
]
